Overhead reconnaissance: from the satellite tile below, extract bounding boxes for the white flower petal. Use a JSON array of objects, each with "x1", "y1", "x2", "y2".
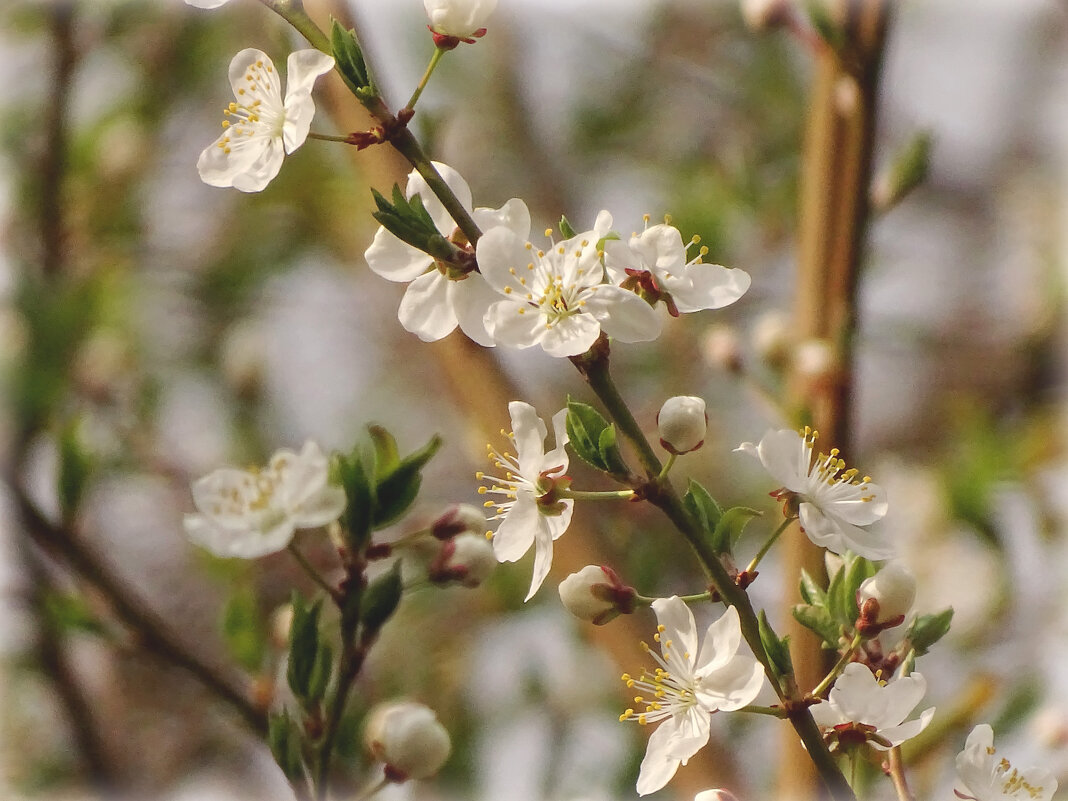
[
  {"x1": 472, "y1": 197, "x2": 531, "y2": 238},
  {"x1": 539, "y1": 313, "x2": 602, "y2": 357},
  {"x1": 542, "y1": 407, "x2": 570, "y2": 472},
  {"x1": 507, "y1": 401, "x2": 549, "y2": 468},
  {"x1": 874, "y1": 706, "x2": 934, "y2": 750},
  {"x1": 636, "y1": 721, "x2": 685, "y2": 796},
  {"x1": 364, "y1": 226, "x2": 433, "y2": 282},
  {"x1": 751, "y1": 428, "x2": 811, "y2": 492},
  {"x1": 449, "y1": 273, "x2": 499, "y2": 346},
  {"x1": 406, "y1": 162, "x2": 473, "y2": 237},
  {"x1": 491, "y1": 495, "x2": 538, "y2": 562},
  {"x1": 524, "y1": 523, "x2": 555, "y2": 601},
  {"x1": 672, "y1": 264, "x2": 751, "y2": 312},
  {"x1": 476, "y1": 226, "x2": 532, "y2": 294},
  {"x1": 695, "y1": 605, "x2": 742, "y2": 674},
  {"x1": 696, "y1": 654, "x2": 765, "y2": 712},
  {"x1": 585, "y1": 285, "x2": 662, "y2": 343},
  {"x1": 284, "y1": 49, "x2": 336, "y2": 99},
  {"x1": 652, "y1": 597, "x2": 699, "y2": 668},
  {"x1": 399, "y1": 271, "x2": 459, "y2": 341},
  {"x1": 485, "y1": 301, "x2": 544, "y2": 349}
]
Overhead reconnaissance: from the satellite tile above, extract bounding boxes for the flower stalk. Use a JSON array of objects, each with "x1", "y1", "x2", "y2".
[
  {"x1": 745, "y1": 517, "x2": 793, "y2": 574},
  {"x1": 810, "y1": 632, "x2": 864, "y2": 700},
  {"x1": 406, "y1": 47, "x2": 446, "y2": 111}
]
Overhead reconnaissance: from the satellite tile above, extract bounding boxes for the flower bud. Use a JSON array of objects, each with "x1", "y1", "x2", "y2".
[
  {"x1": 695, "y1": 791, "x2": 740, "y2": 801},
  {"x1": 424, "y1": 0, "x2": 496, "y2": 43},
  {"x1": 751, "y1": 311, "x2": 791, "y2": 370},
  {"x1": 702, "y1": 325, "x2": 743, "y2": 373},
  {"x1": 657, "y1": 396, "x2": 707, "y2": 455},
  {"x1": 558, "y1": 565, "x2": 636, "y2": 625},
  {"x1": 364, "y1": 701, "x2": 451, "y2": 781},
  {"x1": 740, "y1": 0, "x2": 792, "y2": 31},
  {"x1": 857, "y1": 563, "x2": 917, "y2": 634},
  {"x1": 430, "y1": 503, "x2": 486, "y2": 541},
  {"x1": 427, "y1": 532, "x2": 496, "y2": 588}
]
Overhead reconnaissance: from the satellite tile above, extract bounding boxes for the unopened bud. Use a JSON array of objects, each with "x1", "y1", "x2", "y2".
[
  {"x1": 558, "y1": 565, "x2": 636, "y2": 625},
  {"x1": 871, "y1": 131, "x2": 932, "y2": 212},
  {"x1": 427, "y1": 532, "x2": 496, "y2": 588},
  {"x1": 695, "y1": 791, "x2": 740, "y2": 801},
  {"x1": 270, "y1": 603, "x2": 294, "y2": 650},
  {"x1": 857, "y1": 563, "x2": 916, "y2": 635},
  {"x1": 792, "y1": 338, "x2": 837, "y2": 388},
  {"x1": 430, "y1": 503, "x2": 486, "y2": 541},
  {"x1": 751, "y1": 311, "x2": 791, "y2": 370},
  {"x1": 657, "y1": 396, "x2": 707, "y2": 455},
  {"x1": 365, "y1": 701, "x2": 451, "y2": 781},
  {"x1": 740, "y1": 0, "x2": 792, "y2": 31},
  {"x1": 702, "y1": 325, "x2": 743, "y2": 373},
  {"x1": 424, "y1": 0, "x2": 496, "y2": 40}
]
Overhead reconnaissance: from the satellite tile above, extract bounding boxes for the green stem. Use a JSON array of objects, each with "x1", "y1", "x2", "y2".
[
  {"x1": 406, "y1": 47, "x2": 445, "y2": 111},
  {"x1": 745, "y1": 518, "x2": 794, "y2": 574},
  {"x1": 562, "y1": 489, "x2": 635, "y2": 502},
  {"x1": 739, "y1": 705, "x2": 790, "y2": 718},
  {"x1": 307, "y1": 132, "x2": 353, "y2": 143},
  {"x1": 811, "y1": 632, "x2": 864, "y2": 699},
  {"x1": 569, "y1": 337, "x2": 857, "y2": 801},
  {"x1": 656, "y1": 453, "x2": 677, "y2": 481},
  {"x1": 287, "y1": 543, "x2": 340, "y2": 603},
  {"x1": 634, "y1": 591, "x2": 712, "y2": 606},
  {"x1": 257, "y1": 0, "x2": 332, "y2": 54}
]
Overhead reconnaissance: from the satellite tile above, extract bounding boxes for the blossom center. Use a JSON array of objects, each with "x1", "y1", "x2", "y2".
[
  {"x1": 502, "y1": 236, "x2": 595, "y2": 329},
  {"x1": 476, "y1": 433, "x2": 566, "y2": 523},
  {"x1": 799, "y1": 427, "x2": 877, "y2": 502},
  {"x1": 217, "y1": 59, "x2": 283, "y2": 154},
  {"x1": 618, "y1": 625, "x2": 697, "y2": 726}
]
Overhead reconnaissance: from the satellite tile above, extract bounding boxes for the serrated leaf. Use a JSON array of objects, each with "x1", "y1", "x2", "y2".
[
  {"x1": 373, "y1": 433, "x2": 442, "y2": 528},
  {"x1": 565, "y1": 399, "x2": 610, "y2": 471},
  {"x1": 597, "y1": 425, "x2": 629, "y2": 476},
  {"x1": 908, "y1": 607, "x2": 953, "y2": 656},
  {"x1": 711, "y1": 506, "x2": 761, "y2": 554},
  {"x1": 792, "y1": 604, "x2": 841, "y2": 648},
  {"x1": 221, "y1": 588, "x2": 267, "y2": 673},
  {"x1": 798, "y1": 568, "x2": 827, "y2": 607}
]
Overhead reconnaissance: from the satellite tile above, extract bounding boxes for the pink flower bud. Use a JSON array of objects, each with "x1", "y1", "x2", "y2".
[
  {"x1": 428, "y1": 532, "x2": 496, "y2": 588},
  {"x1": 430, "y1": 503, "x2": 487, "y2": 541},
  {"x1": 695, "y1": 791, "x2": 740, "y2": 801},
  {"x1": 364, "y1": 701, "x2": 451, "y2": 781},
  {"x1": 657, "y1": 395, "x2": 707, "y2": 455},
  {"x1": 558, "y1": 565, "x2": 636, "y2": 625}
]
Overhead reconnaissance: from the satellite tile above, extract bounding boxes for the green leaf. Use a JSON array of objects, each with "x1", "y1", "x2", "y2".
[
  {"x1": 683, "y1": 480, "x2": 722, "y2": 536},
  {"x1": 286, "y1": 594, "x2": 322, "y2": 703},
  {"x1": 792, "y1": 604, "x2": 841, "y2": 648},
  {"x1": 42, "y1": 591, "x2": 106, "y2": 637},
  {"x1": 798, "y1": 568, "x2": 827, "y2": 607},
  {"x1": 307, "y1": 642, "x2": 334, "y2": 706},
  {"x1": 597, "y1": 424, "x2": 629, "y2": 476},
  {"x1": 367, "y1": 425, "x2": 399, "y2": 477},
  {"x1": 221, "y1": 588, "x2": 267, "y2": 673},
  {"x1": 757, "y1": 610, "x2": 793, "y2": 678},
  {"x1": 558, "y1": 215, "x2": 577, "y2": 239},
  {"x1": 908, "y1": 607, "x2": 953, "y2": 656},
  {"x1": 360, "y1": 561, "x2": 403, "y2": 632},
  {"x1": 373, "y1": 433, "x2": 442, "y2": 528},
  {"x1": 565, "y1": 398, "x2": 611, "y2": 471},
  {"x1": 268, "y1": 710, "x2": 305, "y2": 780},
  {"x1": 57, "y1": 419, "x2": 92, "y2": 525},
  {"x1": 334, "y1": 450, "x2": 375, "y2": 550},
  {"x1": 330, "y1": 19, "x2": 371, "y2": 95},
  {"x1": 710, "y1": 506, "x2": 761, "y2": 554}
]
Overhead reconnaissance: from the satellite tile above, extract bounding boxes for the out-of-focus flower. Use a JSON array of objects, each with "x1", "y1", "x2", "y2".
[
  {"x1": 558, "y1": 565, "x2": 636, "y2": 624},
  {"x1": 184, "y1": 0, "x2": 231, "y2": 7},
  {"x1": 735, "y1": 427, "x2": 891, "y2": 559},
  {"x1": 183, "y1": 441, "x2": 346, "y2": 558},
  {"x1": 620, "y1": 598, "x2": 765, "y2": 795},
  {"x1": 365, "y1": 163, "x2": 529, "y2": 345},
  {"x1": 365, "y1": 701, "x2": 451, "y2": 781},
  {"x1": 657, "y1": 396, "x2": 708, "y2": 455},
  {"x1": 603, "y1": 222, "x2": 750, "y2": 316},
  {"x1": 740, "y1": 0, "x2": 793, "y2": 31},
  {"x1": 424, "y1": 0, "x2": 497, "y2": 41},
  {"x1": 856, "y1": 562, "x2": 916, "y2": 633},
  {"x1": 478, "y1": 221, "x2": 662, "y2": 357},
  {"x1": 427, "y1": 532, "x2": 496, "y2": 588},
  {"x1": 955, "y1": 724, "x2": 1057, "y2": 801},
  {"x1": 751, "y1": 310, "x2": 792, "y2": 369},
  {"x1": 810, "y1": 663, "x2": 934, "y2": 751},
  {"x1": 702, "y1": 324, "x2": 743, "y2": 373},
  {"x1": 198, "y1": 49, "x2": 335, "y2": 192},
  {"x1": 695, "y1": 791, "x2": 739, "y2": 801},
  {"x1": 478, "y1": 401, "x2": 571, "y2": 600},
  {"x1": 429, "y1": 502, "x2": 487, "y2": 540}
]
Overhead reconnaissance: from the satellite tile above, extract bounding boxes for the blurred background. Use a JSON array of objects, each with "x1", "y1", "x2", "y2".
[{"x1": 1, "y1": 0, "x2": 1067, "y2": 799}]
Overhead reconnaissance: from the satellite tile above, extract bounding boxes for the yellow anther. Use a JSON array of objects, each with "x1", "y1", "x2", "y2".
[
  {"x1": 621, "y1": 673, "x2": 631, "y2": 681},
  {"x1": 477, "y1": 487, "x2": 488, "y2": 494},
  {"x1": 691, "y1": 234, "x2": 701, "y2": 244},
  {"x1": 544, "y1": 228, "x2": 553, "y2": 237},
  {"x1": 637, "y1": 714, "x2": 647, "y2": 725},
  {"x1": 653, "y1": 633, "x2": 661, "y2": 642},
  {"x1": 700, "y1": 245, "x2": 709, "y2": 256},
  {"x1": 485, "y1": 530, "x2": 493, "y2": 539},
  {"x1": 663, "y1": 213, "x2": 673, "y2": 224},
  {"x1": 643, "y1": 213, "x2": 651, "y2": 222},
  {"x1": 657, "y1": 624, "x2": 666, "y2": 633},
  {"x1": 483, "y1": 500, "x2": 495, "y2": 508}
]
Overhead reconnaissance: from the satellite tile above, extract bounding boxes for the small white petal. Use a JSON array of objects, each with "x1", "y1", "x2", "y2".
[{"x1": 399, "y1": 271, "x2": 459, "y2": 342}]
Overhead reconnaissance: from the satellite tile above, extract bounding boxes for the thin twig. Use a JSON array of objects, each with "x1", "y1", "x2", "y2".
[{"x1": 887, "y1": 747, "x2": 915, "y2": 801}]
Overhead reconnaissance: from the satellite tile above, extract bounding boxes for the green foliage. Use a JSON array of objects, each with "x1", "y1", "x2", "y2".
[
  {"x1": 373, "y1": 432, "x2": 442, "y2": 528},
  {"x1": 565, "y1": 398, "x2": 628, "y2": 476},
  {"x1": 286, "y1": 593, "x2": 323, "y2": 705},
  {"x1": 711, "y1": 506, "x2": 761, "y2": 555},
  {"x1": 330, "y1": 19, "x2": 376, "y2": 98},
  {"x1": 57, "y1": 419, "x2": 93, "y2": 526},
  {"x1": 558, "y1": 215, "x2": 577, "y2": 239},
  {"x1": 794, "y1": 554, "x2": 877, "y2": 648},
  {"x1": 757, "y1": 610, "x2": 793, "y2": 678},
  {"x1": 371, "y1": 185, "x2": 458, "y2": 262},
  {"x1": 360, "y1": 561, "x2": 403, "y2": 633},
  {"x1": 222, "y1": 587, "x2": 268, "y2": 674},
  {"x1": 908, "y1": 608, "x2": 953, "y2": 657},
  {"x1": 268, "y1": 710, "x2": 305, "y2": 780},
  {"x1": 42, "y1": 591, "x2": 106, "y2": 638}
]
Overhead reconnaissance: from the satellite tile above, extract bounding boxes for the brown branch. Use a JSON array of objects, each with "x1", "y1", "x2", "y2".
[
  {"x1": 39, "y1": 1, "x2": 76, "y2": 279},
  {"x1": 12, "y1": 489, "x2": 268, "y2": 736}
]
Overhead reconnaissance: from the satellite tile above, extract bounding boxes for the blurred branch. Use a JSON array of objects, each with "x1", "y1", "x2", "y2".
[
  {"x1": 12, "y1": 488, "x2": 269, "y2": 736},
  {"x1": 782, "y1": 1, "x2": 891, "y2": 798}
]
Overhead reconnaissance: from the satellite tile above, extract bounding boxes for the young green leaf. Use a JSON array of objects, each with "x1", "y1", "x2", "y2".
[
  {"x1": 565, "y1": 398, "x2": 611, "y2": 471},
  {"x1": 360, "y1": 561, "x2": 403, "y2": 632},
  {"x1": 792, "y1": 604, "x2": 841, "y2": 649},
  {"x1": 908, "y1": 607, "x2": 953, "y2": 656},
  {"x1": 373, "y1": 433, "x2": 443, "y2": 528},
  {"x1": 710, "y1": 506, "x2": 761, "y2": 554}
]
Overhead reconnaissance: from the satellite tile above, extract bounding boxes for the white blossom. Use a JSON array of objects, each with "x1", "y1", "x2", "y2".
[
  {"x1": 735, "y1": 427, "x2": 891, "y2": 559},
  {"x1": 477, "y1": 222, "x2": 662, "y2": 357},
  {"x1": 857, "y1": 562, "x2": 917, "y2": 628},
  {"x1": 604, "y1": 222, "x2": 750, "y2": 315},
  {"x1": 198, "y1": 49, "x2": 335, "y2": 192},
  {"x1": 365, "y1": 701, "x2": 451, "y2": 781},
  {"x1": 184, "y1": 441, "x2": 346, "y2": 558},
  {"x1": 621, "y1": 598, "x2": 765, "y2": 795},
  {"x1": 424, "y1": 0, "x2": 497, "y2": 39},
  {"x1": 657, "y1": 396, "x2": 708, "y2": 455},
  {"x1": 558, "y1": 564, "x2": 634, "y2": 624},
  {"x1": 477, "y1": 401, "x2": 571, "y2": 600},
  {"x1": 364, "y1": 162, "x2": 529, "y2": 346},
  {"x1": 810, "y1": 663, "x2": 934, "y2": 750},
  {"x1": 955, "y1": 724, "x2": 1057, "y2": 801}
]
